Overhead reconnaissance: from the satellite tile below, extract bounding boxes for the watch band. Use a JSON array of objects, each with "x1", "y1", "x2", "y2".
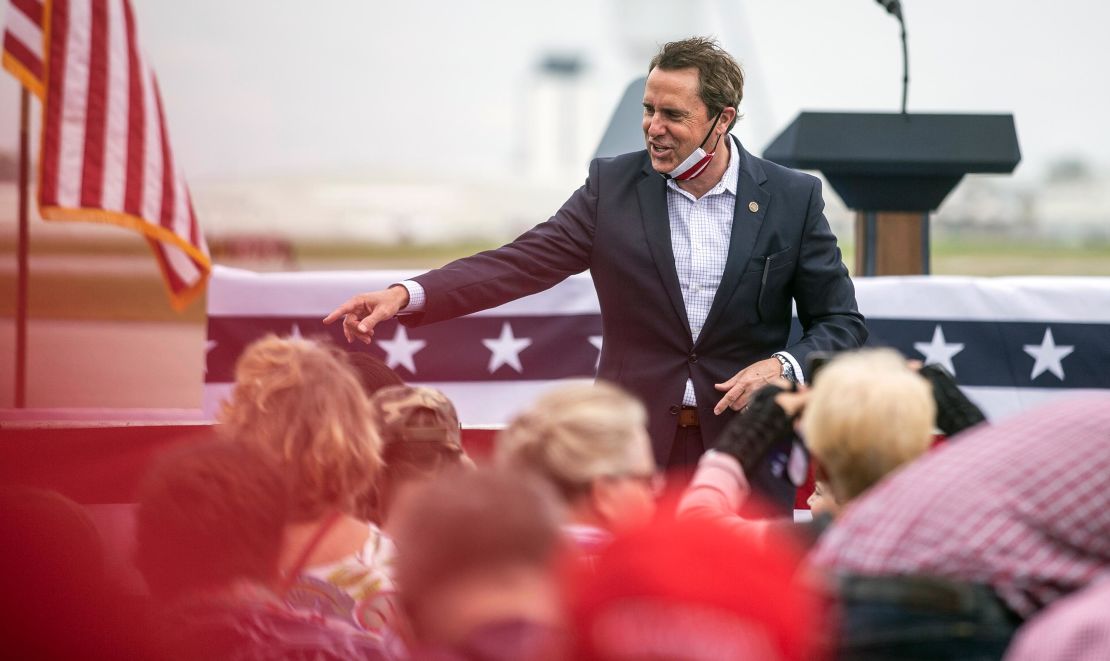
[{"x1": 774, "y1": 353, "x2": 797, "y2": 384}]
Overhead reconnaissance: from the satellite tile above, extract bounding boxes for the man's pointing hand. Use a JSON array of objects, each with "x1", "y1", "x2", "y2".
[{"x1": 322, "y1": 285, "x2": 410, "y2": 344}]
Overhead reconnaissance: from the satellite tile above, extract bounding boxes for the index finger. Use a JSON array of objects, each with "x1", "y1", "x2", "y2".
[{"x1": 323, "y1": 298, "x2": 361, "y2": 325}]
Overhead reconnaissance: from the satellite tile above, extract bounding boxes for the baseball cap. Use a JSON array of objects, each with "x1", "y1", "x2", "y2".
[{"x1": 369, "y1": 385, "x2": 462, "y2": 450}]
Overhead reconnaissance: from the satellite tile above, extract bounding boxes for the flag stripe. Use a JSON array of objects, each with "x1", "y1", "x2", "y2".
[
  {"x1": 8, "y1": 0, "x2": 43, "y2": 53},
  {"x1": 79, "y1": 0, "x2": 108, "y2": 206},
  {"x1": 55, "y1": 0, "x2": 91, "y2": 208},
  {"x1": 139, "y1": 57, "x2": 162, "y2": 227},
  {"x1": 3, "y1": 0, "x2": 45, "y2": 94},
  {"x1": 2, "y1": 30, "x2": 41, "y2": 80},
  {"x1": 120, "y1": 0, "x2": 143, "y2": 215},
  {"x1": 98, "y1": 0, "x2": 127, "y2": 210},
  {"x1": 153, "y1": 79, "x2": 175, "y2": 231},
  {"x1": 187, "y1": 190, "x2": 201, "y2": 247},
  {"x1": 38, "y1": 0, "x2": 69, "y2": 205},
  {"x1": 12, "y1": 0, "x2": 43, "y2": 25}
]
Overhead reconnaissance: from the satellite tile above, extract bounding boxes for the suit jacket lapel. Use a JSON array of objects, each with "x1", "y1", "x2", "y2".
[
  {"x1": 698, "y1": 138, "x2": 770, "y2": 343},
  {"x1": 637, "y1": 163, "x2": 692, "y2": 337}
]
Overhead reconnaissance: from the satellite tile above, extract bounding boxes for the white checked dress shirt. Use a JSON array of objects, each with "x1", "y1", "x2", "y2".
[
  {"x1": 399, "y1": 141, "x2": 799, "y2": 406},
  {"x1": 667, "y1": 142, "x2": 738, "y2": 405}
]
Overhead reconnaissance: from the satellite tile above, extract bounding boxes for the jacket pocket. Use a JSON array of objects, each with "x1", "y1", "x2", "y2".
[{"x1": 756, "y1": 247, "x2": 794, "y2": 322}]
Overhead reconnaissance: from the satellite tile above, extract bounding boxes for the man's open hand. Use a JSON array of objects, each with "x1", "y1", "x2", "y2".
[
  {"x1": 322, "y1": 286, "x2": 410, "y2": 344},
  {"x1": 713, "y1": 357, "x2": 788, "y2": 415}
]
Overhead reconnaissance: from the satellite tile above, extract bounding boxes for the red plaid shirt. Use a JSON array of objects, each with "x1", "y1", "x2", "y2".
[
  {"x1": 1005, "y1": 578, "x2": 1110, "y2": 660},
  {"x1": 810, "y1": 394, "x2": 1110, "y2": 618}
]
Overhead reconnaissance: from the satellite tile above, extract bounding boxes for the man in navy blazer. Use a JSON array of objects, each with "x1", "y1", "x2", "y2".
[{"x1": 326, "y1": 37, "x2": 866, "y2": 475}]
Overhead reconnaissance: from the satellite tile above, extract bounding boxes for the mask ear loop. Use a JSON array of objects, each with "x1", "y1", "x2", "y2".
[{"x1": 697, "y1": 109, "x2": 725, "y2": 152}]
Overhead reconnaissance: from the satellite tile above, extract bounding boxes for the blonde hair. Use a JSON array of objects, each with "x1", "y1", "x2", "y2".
[
  {"x1": 802, "y1": 349, "x2": 935, "y2": 503},
  {"x1": 496, "y1": 381, "x2": 653, "y2": 502},
  {"x1": 218, "y1": 335, "x2": 382, "y2": 520}
]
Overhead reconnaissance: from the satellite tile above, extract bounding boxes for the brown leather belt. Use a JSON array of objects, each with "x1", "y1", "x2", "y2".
[{"x1": 678, "y1": 406, "x2": 699, "y2": 428}]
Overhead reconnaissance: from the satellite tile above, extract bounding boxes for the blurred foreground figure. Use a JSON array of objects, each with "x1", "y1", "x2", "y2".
[
  {"x1": 680, "y1": 349, "x2": 937, "y2": 547},
  {"x1": 0, "y1": 487, "x2": 153, "y2": 659},
  {"x1": 498, "y1": 382, "x2": 658, "y2": 560},
  {"x1": 136, "y1": 441, "x2": 391, "y2": 660},
  {"x1": 567, "y1": 516, "x2": 827, "y2": 660},
  {"x1": 220, "y1": 334, "x2": 398, "y2": 631},
  {"x1": 811, "y1": 394, "x2": 1110, "y2": 659},
  {"x1": 1004, "y1": 578, "x2": 1110, "y2": 661},
  {"x1": 366, "y1": 385, "x2": 474, "y2": 529},
  {"x1": 390, "y1": 468, "x2": 567, "y2": 660}
]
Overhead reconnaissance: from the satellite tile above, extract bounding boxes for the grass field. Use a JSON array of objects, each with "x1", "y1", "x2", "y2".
[{"x1": 2, "y1": 236, "x2": 1110, "y2": 323}]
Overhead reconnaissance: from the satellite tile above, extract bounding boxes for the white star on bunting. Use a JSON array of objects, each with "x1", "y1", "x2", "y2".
[
  {"x1": 1023, "y1": 327, "x2": 1074, "y2": 381},
  {"x1": 483, "y1": 322, "x2": 533, "y2": 374},
  {"x1": 378, "y1": 325, "x2": 427, "y2": 374},
  {"x1": 589, "y1": 335, "x2": 603, "y2": 371},
  {"x1": 913, "y1": 324, "x2": 965, "y2": 375}
]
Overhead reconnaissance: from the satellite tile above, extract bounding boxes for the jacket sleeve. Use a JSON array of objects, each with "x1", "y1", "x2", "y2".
[
  {"x1": 400, "y1": 160, "x2": 600, "y2": 326},
  {"x1": 785, "y1": 178, "x2": 868, "y2": 370}
]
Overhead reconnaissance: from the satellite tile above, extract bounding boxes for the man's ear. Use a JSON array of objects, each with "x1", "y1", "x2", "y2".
[{"x1": 718, "y1": 106, "x2": 738, "y2": 133}]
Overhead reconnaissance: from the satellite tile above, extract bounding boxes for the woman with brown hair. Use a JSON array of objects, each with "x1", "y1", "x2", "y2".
[{"x1": 219, "y1": 334, "x2": 396, "y2": 632}]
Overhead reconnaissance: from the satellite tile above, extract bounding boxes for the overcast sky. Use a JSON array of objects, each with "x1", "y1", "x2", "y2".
[{"x1": 2, "y1": 0, "x2": 1108, "y2": 183}]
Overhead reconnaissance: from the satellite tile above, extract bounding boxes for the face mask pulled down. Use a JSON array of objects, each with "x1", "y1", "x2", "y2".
[{"x1": 663, "y1": 111, "x2": 725, "y2": 181}]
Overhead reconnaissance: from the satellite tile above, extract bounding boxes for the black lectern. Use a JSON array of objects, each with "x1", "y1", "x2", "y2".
[{"x1": 764, "y1": 112, "x2": 1021, "y2": 275}]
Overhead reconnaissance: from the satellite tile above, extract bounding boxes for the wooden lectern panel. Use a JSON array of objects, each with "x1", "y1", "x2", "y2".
[{"x1": 854, "y1": 211, "x2": 930, "y2": 276}]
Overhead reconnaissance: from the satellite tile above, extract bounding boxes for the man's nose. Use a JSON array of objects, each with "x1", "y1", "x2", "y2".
[{"x1": 646, "y1": 115, "x2": 665, "y2": 137}]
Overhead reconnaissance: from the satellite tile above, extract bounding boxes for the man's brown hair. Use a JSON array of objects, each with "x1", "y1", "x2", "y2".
[{"x1": 649, "y1": 36, "x2": 745, "y2": 130}]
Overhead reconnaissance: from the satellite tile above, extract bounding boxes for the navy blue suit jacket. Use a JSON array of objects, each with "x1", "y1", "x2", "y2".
[{"x1": 402, "y1": 138, "x2": 867, "y2": 466}]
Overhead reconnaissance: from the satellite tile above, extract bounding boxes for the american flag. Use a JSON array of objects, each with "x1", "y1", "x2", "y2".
[
  {"x1": 2, "y1": 0, "x2": 210, "y2": 310},
  {"x1": 1, "y1": 0, "x2": 43, "y2": 96}
]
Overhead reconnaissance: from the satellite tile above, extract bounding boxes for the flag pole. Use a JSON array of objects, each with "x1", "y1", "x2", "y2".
[{"x1": 15, "y1": 87, "x2": 30, "y2": 408}]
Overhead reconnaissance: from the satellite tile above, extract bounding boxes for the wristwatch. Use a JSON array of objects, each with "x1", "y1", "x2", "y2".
[{"x1": 773, "y1": 353, "x2": 798, "y2": 385}]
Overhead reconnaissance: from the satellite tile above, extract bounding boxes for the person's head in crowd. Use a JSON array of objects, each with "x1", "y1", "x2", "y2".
[
  {"x1": 135, "y1": 440, "x2": 288, "y2": 602},
  {"x1": 803, "y1": 348, "x2": 935, "y2": 504},
  {"x1": 0, "y1": 487, "x2": 149, "y2": 658},
  {"x1": 346, "y1": 350, "x2": 405, "y2": 396},
  {"x1": 567, "y1": 517, "x2": 826, "y2": 660},
  {"x1": 497, "y1": 381, "x2": 658, "y2": 533},
  {"x1": 806, "y1": 480, "x2": 840, "y2": 519},
  {"x1": 137, "y1": 434, "x2": 391, "y2": 659},
  {"x1": 365, "y1": 384, "x2": 473, "y2": 526},
  {"x1": 390, "y1": 468, "x2": 566, "y2": 656},
  {"x1": 218, "y1": 334, "x2": 382, "y2": 521}
]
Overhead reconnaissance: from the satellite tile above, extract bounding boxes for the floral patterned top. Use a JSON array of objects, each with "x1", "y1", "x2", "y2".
[{"x1": 286, "y1": 523, "x2": 400, "y2": 634}]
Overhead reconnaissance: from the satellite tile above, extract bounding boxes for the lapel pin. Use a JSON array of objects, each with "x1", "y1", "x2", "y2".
[{"x1": 748, "y1": 201, "x2": 759, "y2": 213}]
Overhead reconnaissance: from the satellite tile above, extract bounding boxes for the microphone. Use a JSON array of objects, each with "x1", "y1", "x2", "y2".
[
  {"x1": 876, "y1": 0, "x2": 903, "y2": 20},
  {"x1": 875, "y1": 0, "x2": 909, "y2": 114}
]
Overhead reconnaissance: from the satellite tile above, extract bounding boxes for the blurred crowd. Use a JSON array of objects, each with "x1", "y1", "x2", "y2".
[{"x1": 2, "y1": 334, "x2": 1108, "y2": 660}]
